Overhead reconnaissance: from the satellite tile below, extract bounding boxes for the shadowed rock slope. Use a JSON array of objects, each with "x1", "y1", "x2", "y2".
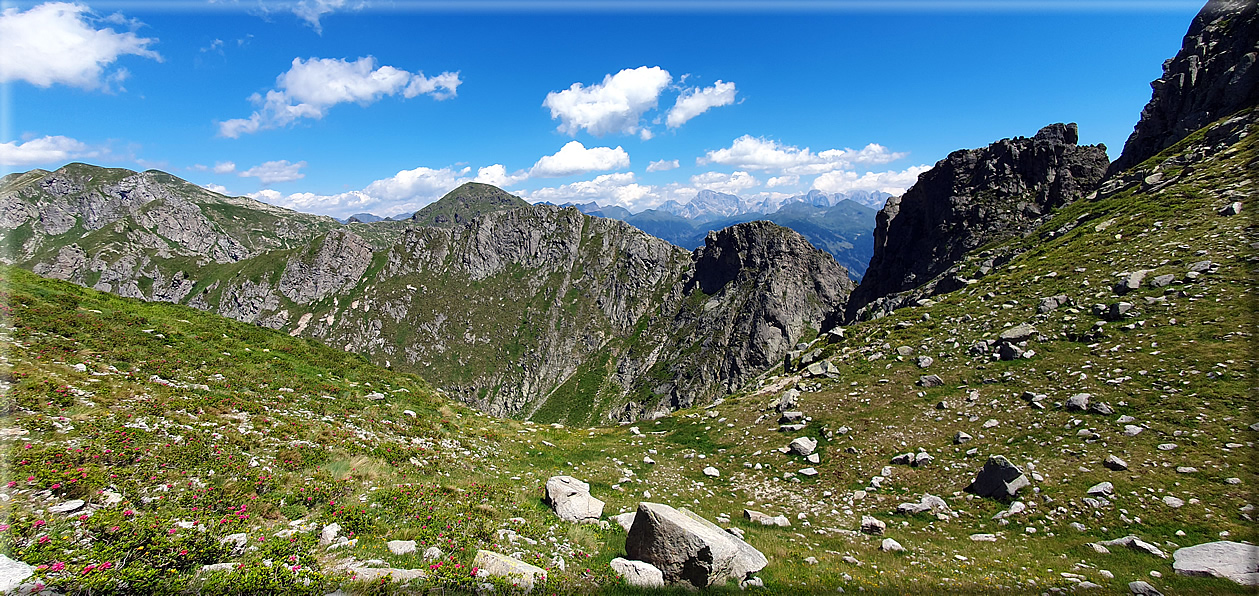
[
  {"x1": 1109, "y1": 0, "x2": 1259, "y2": 174},
  {"x1": 845, "y1": 123, "x2": 1109, "y2": 321}
]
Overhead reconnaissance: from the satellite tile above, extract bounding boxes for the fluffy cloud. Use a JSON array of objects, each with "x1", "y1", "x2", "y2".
[
  {"x1": 765, "y1": 174, "x2": 799, "y2": 188},
  {"x1": 202, "y1": 183, "x2": 230, "y2": 194},
  {"x1": 646, "y1": 159, "x2": 679, "y2": 172},
  {"x1": 219, "y1": 56, "x2": 461, "y2": 137},
  {"x1": 811, "y1": 165, "x2": 930, "y2": 195},
  {"x1": 543, "y1": 66, "x2": 672, "y2": 137},
  {"x1": 701, "y1": 135, "x2": 907, "y2": 175},
  {"x1": 213, "y1": 161, "x2": 236, "y2": 174},
  {"x1": 529, "y1": 141, "x2": 630, "y2": 178},
  {"x1": 0, "y1": 2, "x2": 161, "y2": 91},
  {"x1": 239, "y1": 160, "x2": 306, "y2": 185},
  {"x1": 0, "y1": 135, "x2": 99, "y2": 166},
  {"x1": 522, "y1": 172, "x2": 655, "y2": 206},
  {"x1": 689, "y1": 170, "x2": 759, "y2": 194},
  {"x1": 473, "y1": 164, "x2": 528, "y2": 188},
  {"x1": 667, "y1": 80, "x2": 736, "y2": 128},
  {"x1": 246, "y1": 164, "x2": 472, "y2": 219}
]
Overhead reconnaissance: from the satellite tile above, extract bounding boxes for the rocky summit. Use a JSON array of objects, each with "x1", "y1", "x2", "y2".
[{"x1": 0, "y1": 1, "x2": 1254, "y2": 595}]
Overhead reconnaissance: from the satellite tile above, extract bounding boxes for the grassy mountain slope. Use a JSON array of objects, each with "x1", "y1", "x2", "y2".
[
  {"x1": 409, "y1": 183, "x2": 529, "y2": 228},
  {"x1": 2, "y1": 109, "x2": 1252, "y2": 595}
]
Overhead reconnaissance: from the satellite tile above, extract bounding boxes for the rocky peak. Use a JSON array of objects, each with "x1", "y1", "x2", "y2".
[
  {"x1": 1109, "y1": 0, "x2": 1259, "y2": 174},
  {"x1": 409, "y1": 182, "x2": 528, "y2": 227},
  {"x1": 845, "y1": 123, "x2": 1108, "y2": 320}
]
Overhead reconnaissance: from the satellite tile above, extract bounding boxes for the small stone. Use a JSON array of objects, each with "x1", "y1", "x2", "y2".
[
  {"x1": 1087, "y1": 482, "x2": 1114, "y2": 496},
  {"x1": 424, "y1": 546, "x2": 443, "y2": 560},
  {"x1": 860, "y1": 515, "x2": 886, "y2": 536},
  {"x1": 1103, "y1": 455, "x2": 1129, "y2": 471},
  {"x1": 1162, "y1": 496, "x2": 1185, "y2": 508},
  {"x1": 917, "y1": 374, "x2": 944, "y2": 388},
  {"x1": 1066, "y1": 393, "x2": 1091, "y2": 411},
  {"x1": 1128, "y1": 580, "x2": 1164, "y2": 596},
  {"x1": 804, "y1": 556, "x2": 818, "y2": 565},
  {"x1": 387, "y1": 540, "x2": 417, "y2": 556},
  {"x1": 789, "y1": 436, "x2": 818, "y2": 456},
  {"x1": 970, "y1": 533, "x2": 997, "y2": 542},
  {"x1": 954, "y1": 431, "x2": 973, "y2": 444},
  {"x1": 880, "y1": 538, "x2": 904, "y2": 552},
  {"x1": 49, "y1": 499, "x2": 86, "y2": 514},
  {"x1": 1219, "y1": 202, "x2": 1243, "y2": 216},
  {"x1": 703, "y1": 466, "x2": 720, "y2": 478}
]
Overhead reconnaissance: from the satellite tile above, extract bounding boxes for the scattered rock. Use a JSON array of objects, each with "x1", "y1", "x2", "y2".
[
  {"x1": 424, "y1": 546, "x2": 443, "y2": 560},
  {"x1": 1219, "y1": 201, "x2": 1243, "y2": 216},
  {"x1": 320, "y1": 523, "x2": 341, "y2": 545},
  {"x1": 610, "y1": 557, "x2": 665, "y2": 589},
  {"x1": 896, "y1": 494, "x2": 951, "y2": 516},
  {"x1": 1100, "y1": 535, "x2": 1167, "y2": 558},
  {"x1": 954, "y1": 431, "x2": 973, "y2": 444},
  {"x1": 544, "y1": 476, "x2": 604, "y2": 523},
  {"x1": 1172, "y1": 541, "x2": 1259, "y2": 585},
  {"x1": 1103, "y1": 455, "x2": 1129, "y2": 471},
  {"x1": 387, "y1": 540, "x2": 417, "y2": 556},
  {"x1": 880, "y1": 538, "x2": 905, "y2": 552},
  {"x1": 1066, "y1": 393, "x2": 1091, "y2": 411},
  {"x1": 1128, "y1": 580, "x2": 1164, "y2": 596},
  {"x1": 965, "y1": 455, "x2": 1030, "y2": 500},
  {"x1": 612, "y1": 512, "x2": 637, "y2": 532},
  {"x1": 788, "y1": 436, "x2": 817, "y2": 456},
  {"x1": 917, "y1": 374, "x2": 944, "y2": 388},
  {"x1": 1087, "y1": 482, "x2": 1114, "y2": 497},
  {"x1": 474, "y1": 550, "x2": 547, "y2": 592},
  {"x1": 916, "y1": 356, "x2": 934, "y2": 368},
  {"x1": 970, "y1": 533, "x2": 998, "y2": 542},
  {"x1": 860, "y1": 515, "x2": 886, "y2": 535},
  {"x1": 703, "y1": 466, "x2": 720, "y2": 477},
  {"x1": 999, "y1": 323, "x2": 1037, "y2": 342},
  {"x1": 49, "y1": 499, "x2": 86, "y2": 514}
]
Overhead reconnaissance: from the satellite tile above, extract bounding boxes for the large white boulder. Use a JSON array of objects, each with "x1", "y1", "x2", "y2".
[
  {"x1": 544, "y1": 475, "x2": 604, "y2": 523},
  {"x1": 1173, "y1": 541, "x2": 1259, "y2": 585}
]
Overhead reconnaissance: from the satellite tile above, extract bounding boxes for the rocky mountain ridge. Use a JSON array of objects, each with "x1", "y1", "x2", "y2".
[{"x1": 0, "y1": 173, "x2": 850, "y2": 421}]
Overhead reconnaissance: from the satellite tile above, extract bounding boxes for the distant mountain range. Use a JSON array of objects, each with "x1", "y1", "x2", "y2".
[{"x1": 564, "y1": 189, "x2": 885, "y2": 279}]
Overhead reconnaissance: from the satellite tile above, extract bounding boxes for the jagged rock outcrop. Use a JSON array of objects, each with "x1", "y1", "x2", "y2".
[
  {"x1": 845, "y1": 123, "x2": 1108, "y2": 320},
  {"x1": 1110, "y1": 0, "x2": 1259, "y2": 174},
  {"x1": 279, "y1": 229, "x2": 373, "y2": 304}
]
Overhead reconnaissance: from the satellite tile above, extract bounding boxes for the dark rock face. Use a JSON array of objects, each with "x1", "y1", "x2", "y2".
[
  {"x1": 1110, "y1": 0, "x2": 1259, "y2": 174},
  {"x1": 845, "y1": 124, "x2": 1108, "y2": 320}
]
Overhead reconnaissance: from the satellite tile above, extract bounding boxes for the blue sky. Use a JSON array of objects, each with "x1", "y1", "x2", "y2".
[{"x1": 1, "y1": 0, "x2": 1202, "y2": 219}]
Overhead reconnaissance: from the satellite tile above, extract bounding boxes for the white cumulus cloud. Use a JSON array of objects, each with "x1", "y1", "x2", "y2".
[
  {"x1": 246, "y1": 164, "x2": 473, "y2": 219},
  {"x1": 213, "y1": 161, "x2": 236, "y2": 174},
  {"x1": 765, "y1": 174, "x2": 799, "y2": 188},
  {"x1": 239, "y1": 160, "x2": 307, "y2": 185},
  {"x1": 219, "y1": 56, "x2": 461, "y2": 137},
  {"x1": 811, "y1": 165, "x2": 931, "y2": 195},
  {"x1": 689, "y1": 170, "x2": 759, "y2": 194},
  {"x1": 202, "y1": 183, "x2": 230, "y2": 195},
  {"x1": 0, "y1": 135, "x2": 99, "y2": 166},
  {"x1": 646, "y1": 159, "x2": 679, "y2": 172},
  {"x1": 701, "y1": 135, "x2": 908, "y2": 175},
  {"x1": 667, "y1": 80, "x2": 736, "y2": 128},
  {"x1": 543, "y1": 66, "x2": 672, "y2": 137},
  {"x1": 529, "y1": 141, "x2": 630, "y2": 178},
  {"x1": 473, "y1": 164, "x2": 528, "y2": 188},
  {"x1": 0, "y1": 2, "x2": 161, "y2": 91}
]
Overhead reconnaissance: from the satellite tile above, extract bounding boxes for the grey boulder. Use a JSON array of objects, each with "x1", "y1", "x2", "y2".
[
  {"x1": 0, "y1": 555, "x2": 33, "y2": 593},
  {"x1": 473, "y1": 550, "x2": 547, "y2": 592},
  {"x1": 1172, "y1": 541, "x2": 1259, "y2": 585},
  {"x1": 610, "y1": 557, "x2": 665, "y2": 588},
  {"x1": 625, "y1": 502, "x2": 767, "y2": 588},
  {"x1": 544, "y1": 475, "x2": 604, "y2": 523},
  {"x1": 964, "y1": 455, "x2": 1030, "y2": 500}
]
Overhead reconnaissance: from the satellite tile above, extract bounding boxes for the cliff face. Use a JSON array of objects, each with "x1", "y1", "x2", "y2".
[
  {"x1": 1, "y1": 168, "x2": 853, "y2": 422},
  {"x1": 1109, "y1": 0, "x2": 1259, "y2": 174},
  {"x1": 845, "y1": 123, "x2": 1109, "y2": 320}
]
